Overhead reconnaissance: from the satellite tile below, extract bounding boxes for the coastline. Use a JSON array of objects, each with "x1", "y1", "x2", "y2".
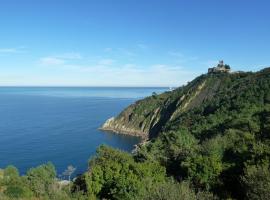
[
  {"x1": 99, "y1": 126, "x2": 148, "y2": 141},
  {"x1": 99, "y1": 126, "x2": 149, "y2": 154}
]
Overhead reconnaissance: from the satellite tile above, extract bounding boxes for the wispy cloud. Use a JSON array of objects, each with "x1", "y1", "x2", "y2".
[
  {"x1": 39, "y1": 52, "x2": 82, "y2": 66},
  {"x1": 40, "y1": 57, "x2": 66, "y2": 65},
  {"x1": 0, "y1": 46, "x2": 26, "y2": 54},
  {"x1": 97, "y1": 59, "x2": 115, "y2": 65},
  {"x1": 37, "y1": 50, "x2": 202, "y2": 86},
  {"x1": 46, "y1": 61, "x2": 198, "y2": 86}
]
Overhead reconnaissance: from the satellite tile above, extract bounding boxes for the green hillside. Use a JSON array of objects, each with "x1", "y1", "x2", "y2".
[
  {"x1": 100, "y1": 67, "x2": 270, "y2": 199},
  {"x1": 134, "y1": 68, "x2": 270, "y2": 199}
]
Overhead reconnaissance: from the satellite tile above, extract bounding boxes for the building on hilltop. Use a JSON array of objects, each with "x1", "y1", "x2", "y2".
[{"x1": 208, "y1": 60, "x2": 231, "y2": 74}]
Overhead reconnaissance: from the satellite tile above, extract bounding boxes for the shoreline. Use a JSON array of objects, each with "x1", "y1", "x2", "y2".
[{"x1": 99, "y1": 126, "x2": 148, "y2": 141}]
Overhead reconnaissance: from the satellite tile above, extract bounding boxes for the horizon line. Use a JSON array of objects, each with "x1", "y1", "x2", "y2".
[{"x1": 0, "y1": 85, "x2": 175, "y2": 88}]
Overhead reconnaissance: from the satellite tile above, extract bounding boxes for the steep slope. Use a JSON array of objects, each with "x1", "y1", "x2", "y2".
[
  {"x1": 164, "y1": 68, "x2": 270, "y2": 138},
  {"x1": 101, "y1": 70, "x2": 262, "y2": 140}
]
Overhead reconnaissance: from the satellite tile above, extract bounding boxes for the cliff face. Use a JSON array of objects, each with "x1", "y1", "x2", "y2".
[
  {"x1": 101, "y1": 73, "x2": 229, "y2": 139},
  {"x1": 101, "y1": 68, "x2": 270, "y2": 139}
]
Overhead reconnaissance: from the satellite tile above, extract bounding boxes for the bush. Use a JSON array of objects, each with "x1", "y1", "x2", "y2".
[{"x1": 142, "y1": 180, "x2": 196, "y2": 200}]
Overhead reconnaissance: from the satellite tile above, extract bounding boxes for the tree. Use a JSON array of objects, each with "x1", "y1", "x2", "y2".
[
  {"x1": 224, "y1": 64, "x2": 231, "y2": 70},
  {"x1": 26, "y1": 162, "x2": 56, "y2": 197},
  {"x1": 142, "y1": 180, "x2": 196, "y2": 200},
  {"x1": 241, "y1": 164, "x2": 270, "y2": 200},
  {"x1": 78, "y1": 145, "x2": 166, "y2": 200},
  {"x1": 63, "y1": 165, "x2": 76, "y2": 182},
  {"x1": 63, "y1": 165, "x2": 76, "y2": 192},
  {"x1": 1, "y1": 166, "x2": 33, "y2": 199},
  {"x1": 152, "y1": 92, "x2": 158, "y2": 99}
]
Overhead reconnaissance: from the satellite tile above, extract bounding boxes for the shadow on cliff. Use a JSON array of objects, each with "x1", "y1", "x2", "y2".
[{"x1": 148, "y1": 99, "x2": 179, "y2": 139}]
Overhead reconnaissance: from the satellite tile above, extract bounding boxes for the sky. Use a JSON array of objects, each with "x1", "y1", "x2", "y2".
[{"x1": 0, "y1": 0, "x2": 270, "y2": 87}]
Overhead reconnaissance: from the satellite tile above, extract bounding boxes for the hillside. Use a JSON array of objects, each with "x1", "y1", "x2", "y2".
[
  {"x1": 101, "y1": 68, "x2": 270, "y2": 140},
  {"x1": 101, "y1": 73, "x2": 216, "y2": 139},
  {"x1": 97, "y1": 67, "x2": 270, "y2": 199}
]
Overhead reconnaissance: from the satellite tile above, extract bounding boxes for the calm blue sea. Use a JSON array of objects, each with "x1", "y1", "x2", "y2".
[{"x1": 0, "y1": 87, "x2": 167, "y2": 176}]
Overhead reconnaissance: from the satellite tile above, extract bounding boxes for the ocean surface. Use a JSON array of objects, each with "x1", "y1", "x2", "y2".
[{"x1": 0, "y1": 87, "x2": 167, "y2": 176}]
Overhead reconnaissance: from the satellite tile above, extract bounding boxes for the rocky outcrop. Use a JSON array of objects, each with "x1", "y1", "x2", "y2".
[{"x1": 100, "y1": 117, "x2": 149, "y2": 139}]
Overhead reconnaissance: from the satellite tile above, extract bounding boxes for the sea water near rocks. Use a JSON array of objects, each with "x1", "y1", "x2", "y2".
[{"x1": 0, "y1": 87, "x2": 166, "y2": 175}]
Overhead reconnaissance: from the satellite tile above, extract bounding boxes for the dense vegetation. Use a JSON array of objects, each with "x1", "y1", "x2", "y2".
[
  {"x1": 135, "y1": 69, "x2": 270, "y2": 199},
  {"x1": 0, "y1": 163, "x2": 84, "y2": 200},
  {"x1": 1, "y1": 68, "x2": 270, "y2": 199}
]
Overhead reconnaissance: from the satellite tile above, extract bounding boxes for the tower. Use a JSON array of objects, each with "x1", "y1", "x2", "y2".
[{"x1": 219, "y1": 60, "x2": 224, "y2": 67}]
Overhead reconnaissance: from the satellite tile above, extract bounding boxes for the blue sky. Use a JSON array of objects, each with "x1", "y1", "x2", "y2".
[{"x1": 0, "y1": 0, "x2": 270, "y2": 86}]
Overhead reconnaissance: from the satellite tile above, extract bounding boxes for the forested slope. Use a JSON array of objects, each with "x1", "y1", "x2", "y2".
[{"x1": 99, "y1": 67, "x2": 270, "y2": 199}]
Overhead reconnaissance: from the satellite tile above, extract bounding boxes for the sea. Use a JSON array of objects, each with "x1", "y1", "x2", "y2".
[{"x1": 0, "y1": 87, "x2": 167, "y2": 176}]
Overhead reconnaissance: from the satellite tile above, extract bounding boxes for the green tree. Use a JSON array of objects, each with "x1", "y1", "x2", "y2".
[
  {"x1": 1, "y1": 166, "x2": 33, "y2": 199},
  {"x1": 241, "y1": 164, "x2": 270, "y2": 200},
  {"x1": 80, "y1": 145, "x2": 166, "y2": 200},
  {"x1": 142, "y1": 180, "x2": 196, "y2": 200},
  {"x1": 26, "y1": 162, "x2": 56, "y2": 197}
]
